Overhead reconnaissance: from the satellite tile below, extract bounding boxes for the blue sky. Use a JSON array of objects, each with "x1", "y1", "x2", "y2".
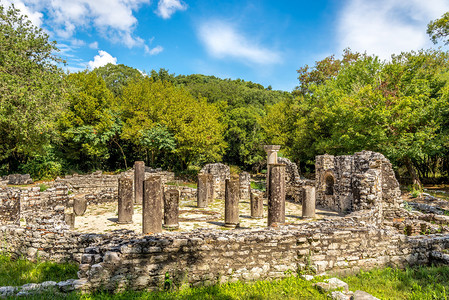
[{"x1": 4, "y1": 0, "x2": 449, "y2": 91}]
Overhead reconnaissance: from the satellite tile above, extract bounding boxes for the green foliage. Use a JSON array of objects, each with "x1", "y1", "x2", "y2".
[
  {"x1": 251, "y1": 180, "x2": 266, "y2": 192},
  {"x1": 31, "y1": 275, "x2": 328, "y2": 299},
  {"x1": 57, "y1": 72, "x2": 115, "y2": 171},
  {"x1": 408, "y1": 185, "x2": 423, "y2": 198},
  {"x1": 0, "y1": 4, "x2": 66, "y2": 172},
  {"x1": 0, "y1": 253, "x2": 78, "y2": 286},
  {"x1": 427, "y1": 12, "x2": 449, "y2": 45},
  {"x1": 141, "y1": 124, "x2": 176, "y2": 167},
  {"x1": 39, "y1": 183, "x2": 48, "y2": 192},
  {"x1": 342, "y1": 266, "x2": 449, "y2": 300},
  {"x1": 265, "y1": 49, "x2": 449, "y2": 179},
  {"x1": 19, "y1": 146, "x2": 63, "y2": 180},
  {"x1": 173, "y1": 73, "x2": 290, "y2": 170},
  {"x1": 120, "y1": 78, "x2": 226, "y2": 169},
  {"x1": 93, "y1": 63, "x2": 143, "y2": 97}
]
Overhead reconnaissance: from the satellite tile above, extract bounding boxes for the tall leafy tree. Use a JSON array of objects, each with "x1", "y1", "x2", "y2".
[
  {"x1": 264, "y1": 50, "x2": 449, "y2": 184},
  {"x1": 427, "y1": 12, "x2": 449, "y2": 45},
  {"x1": 0, "y1": 4, "x2": 66, "y2": 172},
  {"x1": 57, "y1": 72, "x2": 115, "y2": 171},
  {"x1": 120, "y1": 78, "x2": 226, "y2": 169},
  {"x1": 93, "y1": 63, "x2": 143, "y2": 97}
]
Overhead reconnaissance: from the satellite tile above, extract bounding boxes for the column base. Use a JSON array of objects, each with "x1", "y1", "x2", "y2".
[
  {"x1": 224, "y1": 223, "x2": 239, "y2": 228},
  {"x1": 117, "y1": 220, "x2": 133, "y2": 224}
]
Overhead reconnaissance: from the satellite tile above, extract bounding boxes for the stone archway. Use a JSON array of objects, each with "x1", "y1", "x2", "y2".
[{"x1": 325, "y1": 173, "x2": 335, "y2": 196}]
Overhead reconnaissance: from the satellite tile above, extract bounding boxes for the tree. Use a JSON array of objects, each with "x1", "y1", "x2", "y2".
[
  {"x1": 120, "y1": 78, "x2": 226, "y2": 169},
  {"x1": 0, "y1": 4, "x2": 66, "y2": 172},
  {"x1": 140, "y1": 124, "x2": 176, "y2": 167},
  {"x1": 57, "y1": 71, "x2": 115, "y2": 171},
  {"x1": 264, "y1": 50, "x2": 449, "y2": 185},
  {"x1": 93, "y1": 63, "x2": 143, "y2": 97},
  {"x1": 427, "y1": 12, "x2": 449, "y2": 45},
  {"x1": 173, "y1": 73, "x2": 289, "y2": 169}
]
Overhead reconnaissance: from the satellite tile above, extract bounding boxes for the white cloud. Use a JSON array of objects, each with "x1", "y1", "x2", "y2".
[
  {"x1": 156, "y1": 0, "x2": 187, "y2": 19},
  {"x1": 197, "y1": 21, "x2": 281, "y2": 65},
  {"x1": 7, "y1": 0, "x2": 151, "y2": 49},
  {"x1": 88, "y1": 50, "x2": 117, "y2": 69},
  {"x1": 89, "y1": 41, "x2": 99, "y2": 49},
  {"x1": 2, "y1": 0, "x2": 43, "y2": 27},
  {"x1": 146, "y1": 45, "x2": 164, "y2": 55},
  {"x1": 337, "y1": 0, "x2": 449, "y2": 59},
  {"x1": 71, "y1": 38, "x2": 85, "y2": 47}
]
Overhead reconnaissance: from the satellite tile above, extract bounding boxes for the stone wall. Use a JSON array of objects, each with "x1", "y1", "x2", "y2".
[
  {"x1": 0, "y1": 184, "x2": 70, "y2": 228},
  {"x1": 0, "y1": 188, "x2": 20, "y2": 224},
  {"x1": 74, "y1": 218, "x2": 448, "y2": 292},
  {"x1": 315, "y1": 151, "x2": 402, "y2": 217},
  {"x1": 0, "y1": 202, "x2": 448, "y2": 292},
  {"x1": 55, "y1": 170, "x2": 175, "y2": 205},
  {"x1": 200, "y1": 163, "x2": 230, "y2": 199}
]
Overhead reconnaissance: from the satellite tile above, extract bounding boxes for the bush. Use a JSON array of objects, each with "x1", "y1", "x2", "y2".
[{"x1": 20, "y1": 147, "x2": 62, "y2": 180}]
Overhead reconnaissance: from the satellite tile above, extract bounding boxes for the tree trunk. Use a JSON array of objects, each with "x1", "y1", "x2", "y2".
[
  {"x1": 112, "y1": 137, "x2": 127, "y2": 169},
  {"x1": 404, "y1": 157, "x2": 422, "y2": 189}
]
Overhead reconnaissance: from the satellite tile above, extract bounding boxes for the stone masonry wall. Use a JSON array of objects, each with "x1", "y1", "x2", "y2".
[
  {"x1": 277, "y1": 157, "x2": 301, "y2": 202},
  {"x1": 76, "y1": 219, "x2": 448, "y2": 292},
  {"x1": 55, "y1": 170, "x2": 175, "y2": 205},
  {"x1": 315, "y1": 151, "x2": 402, "y2": 216},
  {"x1": 0, "y1": 212, "x2": 448, "y2": 292},
  {"x1": 0, "y1": 188, "x2": 20, "y2": 224},
  {"x1": 200, "y1": 163, "x2": 230, "y2": 199}
]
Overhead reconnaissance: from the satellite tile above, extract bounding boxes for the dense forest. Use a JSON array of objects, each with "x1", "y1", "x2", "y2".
[{"x1": 1, "y1": 4, "x2": 449, "y2": 185}]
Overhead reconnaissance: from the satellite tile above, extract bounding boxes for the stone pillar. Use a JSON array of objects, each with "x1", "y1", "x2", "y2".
[
  {"x1": 302, "y1": 186, "x2": 316, "y2": 218},
  {"x1": 73, "y1": 197, "x2": 87, "y2": 216},
  {"x1": 118, "y1": 177, "x2": 133, "y2": 224},
  {"x1": 264, "y1": 145, "x2": 281, "y2": 194},
  {"x1": 197, "y1": 174, "x2": 209, "y2": 208},
  {"x1": 268, "y1": 164, "x2": 286, "y2": 226},
  {"x1": 207, "y1": 173, "x2": 215, "y2": 204},
  {"x1": 134, "y1": 161, "x2": 145, "y2": 205},
  {"x1": 239, "y1": 171, "x2": 251, "y2": 200},
  {"x1": 224, "y1": 176, "x2": 240, "y2": 228},
  {"x1": 164, "y1": 189, "x2": 179, "y2": 229},
  {"x1": 64, "y1": 213, "x2": 75, "y2": 230},
  {"x1": 250, "y1": 192, "x2": 263, "y2": 219},
  {"x1": 143, "y1": 176, "x2": 162, "y2": 234}
]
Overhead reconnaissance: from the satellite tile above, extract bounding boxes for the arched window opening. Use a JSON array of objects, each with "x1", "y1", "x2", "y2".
[{"x1": 325, "y1": 175, "x2": 334, "y2": 196}]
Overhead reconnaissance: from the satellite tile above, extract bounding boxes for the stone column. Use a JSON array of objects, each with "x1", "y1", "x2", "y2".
[
  {"x1": 73, "y1": 197, "x2": 87, "y2": 216},
  {"x1": 197, "y1": 174, "x2": 209, "y2": 208},
  {"x1": 134, "y1": 161, "x2": 145, "y2": 205},
  {"x1": 264, "y1": 145, "x2": 281, "y2": 194},
  {"x1": 239, "y1": 171, "x2": 251, "y2": 200},
  {"x1": 302, "y1": 186, "x2": 316, "y2": 218},
  {"x1": 64, "y1": 213, "x2": 75, "y2": 230},
  {"x1": 143, "y1": 176, "x2": 162, "y2": 234},
  {"x1": 118, "y1": 177, "x2": 133, "y2": 224},
  {"x1": 268, "y1": 164, "x2": 286, "y2": 226},
  {"x1": 207, "y1": 173, "x2": 215, "y2": 204},
  {"x1": 250, "y1": 192, "x2": 263, "y2": 219},
  {"x1": 164, "y1": 189, "x2": 179, "y2": 229},
  {"x1": 224, "y1": 176, "x2": 240, "y2": 228}
]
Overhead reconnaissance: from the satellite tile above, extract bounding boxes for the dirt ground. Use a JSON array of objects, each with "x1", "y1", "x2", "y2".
[{"x1": 73, "y1": 196, "x2": 343, "y2": 234}]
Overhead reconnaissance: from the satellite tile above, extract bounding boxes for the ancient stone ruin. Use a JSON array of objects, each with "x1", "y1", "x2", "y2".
[{"x1": 1, "y1": 149, "x2": 449, "y2": 295}]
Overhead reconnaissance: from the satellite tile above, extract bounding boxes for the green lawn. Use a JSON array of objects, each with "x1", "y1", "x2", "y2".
[
  {"x1": 2, "y1": 252, "x2": 449, "y2": 300},
  {"x1": 0, "y1": 253, "x2": 78, "y2": 286}
]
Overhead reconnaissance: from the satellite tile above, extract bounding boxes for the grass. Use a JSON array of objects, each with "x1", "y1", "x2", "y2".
[
  {"x1": 3, "y1": 253, "x2": 449, "y2": 300},
  {"x1": 39, "y1": 183, "x2": 49, "y2": 192},
  {"x1": 14, "y1": 275, "x2": 329, "y2": 300},
  {"x1": 250, "y1": 181, "x2": 266, "y2": 192},
  {"x1": 340, "y1": 265, "x2": 449, "y2": 300},
  {"x1": 166, "y1": 181, "x2": 197, "y2": 189},
  {"x1": 0, "y1": 253, "x2": 78, "y2": 286}
]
